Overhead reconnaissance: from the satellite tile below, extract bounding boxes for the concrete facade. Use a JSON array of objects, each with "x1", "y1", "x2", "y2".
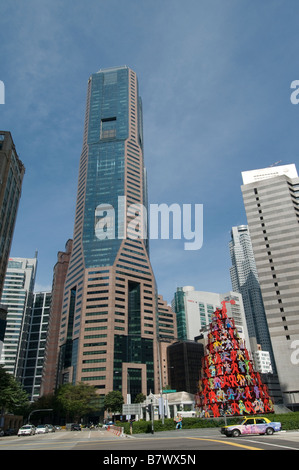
[
  {"x1": 241, "y1": 164, "x2": 299, "y2": 408},
  {"x1": 0, "y1": 132, "x2": 25, "y2": 299},
  {"x1": 40, "y1": 240, "x2": 72, "y2": 396}
]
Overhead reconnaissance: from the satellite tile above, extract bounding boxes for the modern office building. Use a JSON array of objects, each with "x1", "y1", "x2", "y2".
[
  {"x1": 0, "y1": 131, "x2": 25, "y2": 299},
  {"x1": 40, "y1": 239, "x2": 73, "y2": 397},
  {"x1": 172, "y1": 286, "x2": 251, "y2": 352},
  {"x1": 252, "y1": 347, "x2": 273, "y2": 374},
  {"x1": 0, "y1": 304, "x2": 7, "y2": 359},
  {"x1": 157, "y1": 294, "x2": 177, "y2": 390},
  {"x1": 57, "y1": 66, "x2": 159, "y2": 407},
  {"x1": 0, "y1": 256, "x2": 37, "y2": 379},
  {"x1": 22, "y1": 291, "x2": 51, "y2": 401},
  {"x1": 241, "y1": 163, "x2": 299, "y2": 408},
  {"x1": 229, "y1": 225, "x2": 276, "y2": 371},
  {"x1": 167, "y1": 340, "x2": 204, "y2": 394}
]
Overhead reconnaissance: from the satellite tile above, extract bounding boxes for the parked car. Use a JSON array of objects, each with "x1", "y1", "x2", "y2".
[
  {"x1": 18, "y1": 425, "x2": 36, "y2": 436},
  {"x1": 0, "y1": 428, "x2": 4, "y2": 437},
  {"x1": 70, "y1": 423, "x2": 81, "y2": 431},
  {"x1": 35, "y1": 424, "x2": 49, "y2": 434},
  {"x1": 221, "y1": 416, "x2": 281, "y2": 437},
  {"x1": 4, "y1": 428, "x2": 17, "y2": 436},
  {"x1": 45, "y1": 424, "x2": 55, "y2": 433}
]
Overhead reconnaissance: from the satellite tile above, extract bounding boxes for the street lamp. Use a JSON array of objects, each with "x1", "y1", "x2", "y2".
[{"x1": 27, "y1": 409, "x2": 53, "y2": 424}]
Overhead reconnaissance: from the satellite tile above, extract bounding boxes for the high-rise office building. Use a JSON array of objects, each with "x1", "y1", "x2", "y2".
[
  {"x1": 167, "y1": 340, "x2": 204, "y2": 395},
  {"x1": 0, "y1": 304, "x2": 7, "y2": 359},
  {"x1": 41, "y1": 239, "x2": 72, "y2": 397},
  {"x1": 57, "y1": 66, "x2": 159, "y2": 407},
  {"x1": 0, "y1": 256, "x2": 37, "y2": 379},
  {"x1": 241, "y1": 164, "x2": 299, "y2": 408},
  {"x1": 157, "y1": 294, "x2": 177, "y2": 390},
  {"x1": 0, "y1": 132, "x2": 25, "y2": 299},
  {"x1": 229, "y1": 225, "x2": 276, "y2": 371},
  {"x1": 22, "y1": 291, "x2": 51, "y2": 401},
  {"x1": 172, "y1": 286, "x2": 251, "y2": 350}
]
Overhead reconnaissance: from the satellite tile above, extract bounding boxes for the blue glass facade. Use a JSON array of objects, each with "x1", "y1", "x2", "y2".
[
  {"x1": 58, "y1": 67, "x2": 158, "y2": 403},
  {"x1": 83, "y1": 68, "x2": 131, "y2": 268}
]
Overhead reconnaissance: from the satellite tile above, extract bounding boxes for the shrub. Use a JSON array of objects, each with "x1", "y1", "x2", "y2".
[{"x1": 117, "y1": 412, "x2": 299, "y2": 435}]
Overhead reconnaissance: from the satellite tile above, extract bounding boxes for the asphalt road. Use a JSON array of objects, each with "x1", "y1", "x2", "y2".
[{"x1": 1, "y1": 427, "x2": 299, "y2": 455}]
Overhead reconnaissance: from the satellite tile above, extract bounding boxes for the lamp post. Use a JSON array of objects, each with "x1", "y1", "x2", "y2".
[
  {"x1": 151, "y1": 398, "x2": 154, "y2": 434},
  {"x1": 156, "y1": 334, "x2": 165, "y2": 424},
  {"x1": 27, "y1": 409, "x2": 53, "y2": 424}
]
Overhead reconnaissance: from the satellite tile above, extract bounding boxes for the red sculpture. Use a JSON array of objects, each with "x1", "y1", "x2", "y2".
[{"x1": 195, "y1": 300, "x2": 274, "y2": 417}]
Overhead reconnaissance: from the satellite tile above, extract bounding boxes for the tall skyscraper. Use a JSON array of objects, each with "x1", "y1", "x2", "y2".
[
  {"x1": 157, "y1": 294, "x2": 177, "y2": 390},
  {"x1": 0, "y1": 131, "x2": 25, "y2": 299},
  {"x1": 0, "y1": 256, "x2": 37, "y2": 379},
  {"x1": 57, "y1": 66, "x2": 159, "y2": 407},
  {"x1": 241, "y1": 164, "x2": 299, "y2": 409},
  {"x1": 229, "y1": 225, "x2": 276, "y2": 371},
  {"x1": 41, "y1": 239, "x2": 72, "y2": 397},
  {"x1": 22, "y1": 291, "x2": 51, "y2": 401}
]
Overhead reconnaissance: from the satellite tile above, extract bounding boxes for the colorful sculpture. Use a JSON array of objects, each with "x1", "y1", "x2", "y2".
[{"x1": 195, "y1": 300, "x2": 274, "y2": 418}]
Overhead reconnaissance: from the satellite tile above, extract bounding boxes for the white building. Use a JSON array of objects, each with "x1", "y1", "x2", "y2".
[
  {"x1": 241, "y1": 163, "x2": 299, "y2": 408},
  {"x1": 0, "y1": 256, "x2": 37, "y2": 378},
  {"x1": 253, "y1": 349, "x2": 273, "y2": 374},
  {"x1": 172, "y1": 286, "x2": 251, "y2": 355}
]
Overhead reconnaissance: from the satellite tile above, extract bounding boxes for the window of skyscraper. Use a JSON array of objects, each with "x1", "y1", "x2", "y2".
[{"x1": 101, "y1": 117, "x2": 117, "y2": 139}]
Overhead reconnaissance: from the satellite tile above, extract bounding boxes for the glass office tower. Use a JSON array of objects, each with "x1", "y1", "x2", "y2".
[
  {"x1": 57, "y1": 67, "x2": 158, "y2": 405},
  {"x1": 0, "y1": 256, "x2": 37, "y2": 379},
  {"x1": 22, "y1": 291, "x2": 51, "y2": 401},
  {"x1": 229, "y1": 225, "x2": 276, "y2": 372}
]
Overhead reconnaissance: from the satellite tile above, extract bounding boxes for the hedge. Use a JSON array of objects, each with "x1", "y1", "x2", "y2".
[{"x1": 116, "y1": 411, "x2": 299, "y2": 434}]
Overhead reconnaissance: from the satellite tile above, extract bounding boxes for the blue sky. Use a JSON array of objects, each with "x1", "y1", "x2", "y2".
[{"x1": 1, "y1": 0, "x2": 299, "y2": 304}]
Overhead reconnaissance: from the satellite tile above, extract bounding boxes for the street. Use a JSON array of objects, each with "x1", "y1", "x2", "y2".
[{"x1": 0, "y1": 427, "x2": 299, "y2": 454}]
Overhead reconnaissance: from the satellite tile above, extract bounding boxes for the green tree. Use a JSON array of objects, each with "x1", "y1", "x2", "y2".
[
  {"x1": 0, "y1": 365, "x2": 30, "y2": 421},
  {"x1": 104, "y1": 391, "x2": 124, "y2": 420},
  {"x1": 134, "y1": 393, "x2": 146, "y2": 404},
  {"x1": 27, "y1": 393, "x2": 57, "y2": 423},
  {"x1": 56, "y1": 382, "x2": 99, "y2": 423}
]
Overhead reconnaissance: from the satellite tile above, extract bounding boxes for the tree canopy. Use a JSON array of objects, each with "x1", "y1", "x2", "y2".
[
  {"x1": 0, "y1": 365, "x2": 29, "y2": 414},
  {"x1": 104, "y1": 390, "x2": 124, "y2": 415},
  {"x1": 55, "y1": 382, "x2": 100, "y2": 422}
]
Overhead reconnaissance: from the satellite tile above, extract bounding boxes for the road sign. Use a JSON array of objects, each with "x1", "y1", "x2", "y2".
[{"x1": 122, "y1": 404, "x2": 142, "y2": 415}]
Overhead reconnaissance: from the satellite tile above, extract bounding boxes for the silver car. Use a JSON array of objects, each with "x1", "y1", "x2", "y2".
[
  {"x1": 45, "y1": 424, "x2": 55, "y2": 433},
  {"x1": 35, "y1": 424, "x2": 49, "y2": 434}
]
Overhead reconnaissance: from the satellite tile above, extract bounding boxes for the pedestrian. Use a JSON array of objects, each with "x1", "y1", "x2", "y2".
[{"x1": 174, "y1": 415, "x2": 183, "y2": 429}]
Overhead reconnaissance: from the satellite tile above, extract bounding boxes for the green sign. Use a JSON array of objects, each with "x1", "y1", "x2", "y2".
[{"x1": 162, "y1": 390, "x2": 176, "y2": 393}]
